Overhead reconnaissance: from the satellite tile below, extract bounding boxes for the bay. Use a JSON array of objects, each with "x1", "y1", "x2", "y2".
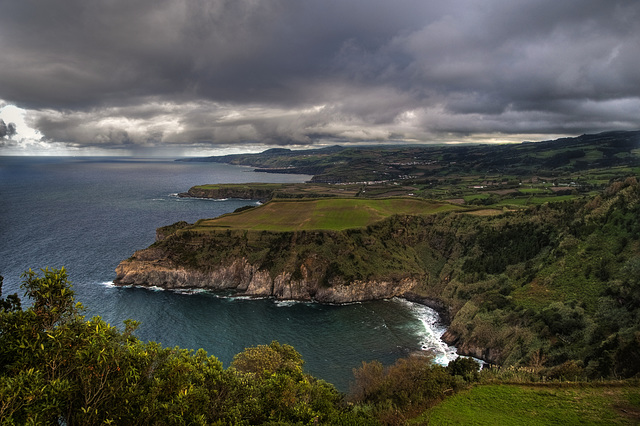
[{"x1": 0, "y1": 156, "x2": 456, "y2": 391}]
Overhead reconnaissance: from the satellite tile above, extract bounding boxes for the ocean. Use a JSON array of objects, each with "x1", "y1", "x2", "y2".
[{"x1": 0, "y1": 156, "x2": 456, "y2": 391}]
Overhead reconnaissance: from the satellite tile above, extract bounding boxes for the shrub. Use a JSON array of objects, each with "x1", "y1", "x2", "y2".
[
  {"x1": 545, "y1": 360, "x2": 585, "y2": 381},
  {"x1": 349, "y1": 354, "x2": 460, "y2": 424},
  {"x1": 447, "y1": 357, "x2": 481, "y2": 381}
]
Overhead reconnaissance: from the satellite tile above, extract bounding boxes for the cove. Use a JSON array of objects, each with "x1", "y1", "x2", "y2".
[{"x1": 0, "y1": 156, "x2": 456, "y2": 391}]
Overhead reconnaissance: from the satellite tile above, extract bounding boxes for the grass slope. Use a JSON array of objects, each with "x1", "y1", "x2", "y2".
[
  {"x1": 415, "y1": 384, "x2": 640, "y2": 425},
  {"x1": 194, "y1": 198, "x2": 461, "y2": 231}
]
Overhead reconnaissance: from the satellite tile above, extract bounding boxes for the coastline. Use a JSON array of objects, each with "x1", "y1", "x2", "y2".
[
  {"x1": 113, "y1": 276, "x2": 465, "y2": 364},
  {"x1": 114, "y1": 188, "x2": 506, "y2": 367}
]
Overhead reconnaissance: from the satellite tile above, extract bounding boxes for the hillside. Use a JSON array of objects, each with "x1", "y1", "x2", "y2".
[
  {"x1": 181, "y1": 130, "x2": 640, "y2": 186},
  {"x1": 180, "y1": 131, "x2": 640, "y2": 207},
  {"x1": 115, "y1": 177, "x2": 640, "y2": 378},
  {"x1": 416, "y1": 383, "x2": 640, "y2": 425}
]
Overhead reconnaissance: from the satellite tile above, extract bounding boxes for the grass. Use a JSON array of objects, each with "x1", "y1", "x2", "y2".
[
  {"x1": 413, "y1": 384, "x2": 640, "y2": 425},
  {"x1": 518, "y1": 187, "x2": 552, "y2": 194},
  {"x1": 464, "y1": 209, "x2": 506, "y2": 216},
  {"x1": 510, "y1": 278, "x2": 559, "y2": 310},
  {"x1": 463, "y1": 194, "x2": 490, "y2": 202},
  {"x1": 496, "y1": 194, "x2": 577, "y2": 207},
  {"x1": 193, "y1": 198, "x2": 461, "y2": 231}
]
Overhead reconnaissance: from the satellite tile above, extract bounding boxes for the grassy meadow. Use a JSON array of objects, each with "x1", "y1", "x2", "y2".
[
  {"x1": 193, "y1": 197, "x2": 462, "y2": 231},
  {"x1": 414, "y1": 383, "x2": 640, "y2": 425}
]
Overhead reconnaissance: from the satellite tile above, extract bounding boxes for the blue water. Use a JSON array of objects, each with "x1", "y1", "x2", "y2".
[{"x1": 0, "y1": 156, "x2": 456, "y2": 391}]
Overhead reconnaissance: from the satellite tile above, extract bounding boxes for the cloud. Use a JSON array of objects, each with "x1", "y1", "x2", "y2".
[
  {"x1": 0, "y1": 0, "x2": 639, "y2": 153},
  {"x1": 0, "y1": 119, "x2": 17, "y2": 139}
]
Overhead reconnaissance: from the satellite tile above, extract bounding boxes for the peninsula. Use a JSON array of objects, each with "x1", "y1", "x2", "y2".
[{"x1": 115, "y1": 131, "x2": 640, "y2": 376}]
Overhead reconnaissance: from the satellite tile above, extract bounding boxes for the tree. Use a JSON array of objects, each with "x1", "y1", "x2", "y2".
[
  {"x1": 231, "y1": 341, "x2": 344, "y2": 424},
  {"x1": 20, "y1": 267, "x2": 80, "y2": 330},
  {"x1": 1, "y1": 268, "x2": 358, "y2": 424},
  {"x1": 231, "y1": 341, "x2": 304, "y2": 377},
  {"x1": 447, "y1": 356, "x2": 481, "y2": 381}
]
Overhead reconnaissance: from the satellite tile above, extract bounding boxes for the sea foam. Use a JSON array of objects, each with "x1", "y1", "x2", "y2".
[{"x1": 393, "y1": 298, "x2": 459, "y2": 365}]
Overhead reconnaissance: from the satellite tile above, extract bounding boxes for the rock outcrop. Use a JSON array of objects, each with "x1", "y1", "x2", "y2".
[{"x1": 440, "y1": 330, "x2": 502, "y2": 365}]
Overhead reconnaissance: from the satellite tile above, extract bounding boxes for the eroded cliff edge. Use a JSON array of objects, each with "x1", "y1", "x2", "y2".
[
  {"x1": 178, "y1": 185, "x2": 278, "y2": 202},
  {"x1": 115, "y1": 256, "x2": 418, "y2": 304},
  {"x1": 114, "y1": 216, "x2": 433, "y2": 304}
]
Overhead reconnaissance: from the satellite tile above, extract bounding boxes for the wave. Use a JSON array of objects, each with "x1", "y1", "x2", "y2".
[
  {"x1": 274, "y1": 300, "x2": 299, "y2": 307},
  {"x1": 273, "y1": 299, "x2": 318, "y2": 307},
  {"x1": 168, "y1": 193, "x2": 230, "y2": 201},
  {"x1": 103, "y1": 283, "x2": 171, "y2": 293},
  {"x1": 168, "y1": 193, "x2": 263, "y2": 204},
  {"x1": 391, "y1": 298, "x2": 459, "y2": 365},
  {"x1": 172, "y1": 288, "x2": 210, "y2": 295}
]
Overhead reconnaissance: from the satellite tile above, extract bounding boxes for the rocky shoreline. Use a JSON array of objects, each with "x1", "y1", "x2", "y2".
[
  {"x1": 114, "y1": 257, "x2": 497, "y2": 364},
  {"x1": 114, "y1": 256, "x2": 419, "y2": 304}
]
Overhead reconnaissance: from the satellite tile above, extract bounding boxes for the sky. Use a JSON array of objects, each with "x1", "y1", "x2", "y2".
[{"x1": 1, "y1": 0, "x2": 639, "y2": 156}]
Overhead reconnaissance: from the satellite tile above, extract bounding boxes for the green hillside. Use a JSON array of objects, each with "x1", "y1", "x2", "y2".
[
  {"x1": 183, "y1": 130, "x2": 640, "y2": 188},
  {"x1": 144, "y1": 177, "x2": 640, "y2": 380},
  {"x1": 181, "y1": 131, "x2": 640, "y2": 208}
]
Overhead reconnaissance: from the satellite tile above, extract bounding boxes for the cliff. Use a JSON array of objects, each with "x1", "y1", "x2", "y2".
[
  {"x1": 178, "y1": 185, "x2": 282, "y2": 201},
  {"x1": 440, "y1": 330, "x2": 502, "y2": 365},
  {"x1": 112, "y1": 207, "x2": 555, "y2": 368},
  {"x1": 114, "y1": 252, "x2": 419, "y2": 304},
  {"x1": 113, "y1": 179, "x2": 640, "y2": 376}
]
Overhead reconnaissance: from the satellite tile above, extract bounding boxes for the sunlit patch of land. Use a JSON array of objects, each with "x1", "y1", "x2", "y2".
[
  {"x1": 192, "y1": 198, "x2": 462, "y2": 231},
  {"x1": 415, "y1": 383, "x2": 640, "y2": 425}
]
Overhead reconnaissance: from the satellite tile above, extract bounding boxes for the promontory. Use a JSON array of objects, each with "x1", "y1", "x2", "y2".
[{"x1": 116, "y1": 132, "x2": 640, "y2": 374}]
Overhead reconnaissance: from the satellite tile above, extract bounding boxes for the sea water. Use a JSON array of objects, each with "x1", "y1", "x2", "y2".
[{"x1": 0, "y1": 156, "x2": 456, "y2": 391}]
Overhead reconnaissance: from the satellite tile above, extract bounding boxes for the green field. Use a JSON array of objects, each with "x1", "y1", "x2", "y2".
[
  {"x1": 496, "y1": 194, "x2": 578, "y2": 207},
  {"x1": 518, "y1": 187, "x2": 551, "y2": 194},
  {"x1": 194, "y1": 197, "x2": 461, "y2": 231},
  {"x1": 415, "y1": 384, "x2": 640, "y2": 425}
]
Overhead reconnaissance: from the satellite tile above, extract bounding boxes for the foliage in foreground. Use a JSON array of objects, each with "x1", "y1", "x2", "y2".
[
  {"x1": 0, "y1": 269, "x2": 360, "y2": 425},
  {"x1": 0, "y1": 268, "x2": 480, "y2": 425},
  {"x1": 4, "y1": 268, "x2": 639, "y2": 425},
  {"x1": 348, "y1": 356, "x2": 477, "y2": 425}
]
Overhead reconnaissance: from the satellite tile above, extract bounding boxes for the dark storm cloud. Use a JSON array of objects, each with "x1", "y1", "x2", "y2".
[
  {"x1": 0, "y1": 119, "x2": 17, "y2": 139},
  {"x1": 0, "y1": 0, "x2": 639, "y2": 151}
]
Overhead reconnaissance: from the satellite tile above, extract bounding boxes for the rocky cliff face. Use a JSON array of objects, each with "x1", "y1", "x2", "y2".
[
  {"x1": 440, "y1": 330, "x2": 502, "y2": 365},
  {"x1": 114, "y1": 255, "x2": 418, "y2": 304}
]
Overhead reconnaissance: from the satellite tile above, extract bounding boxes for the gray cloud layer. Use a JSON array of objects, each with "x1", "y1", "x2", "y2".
[{"x1": 1, "y1": 0, "x2": 639, "y2": 151}]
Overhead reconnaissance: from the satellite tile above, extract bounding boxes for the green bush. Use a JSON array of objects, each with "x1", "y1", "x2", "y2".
[
  {"x1": 447, "y1": 357, "x2": 481, "y2": 381},
  {"x1": 0, "y1": 268, "x2": 366, "y2": 425},
  {"x1": 349, "y1": 355, "x2": 461, "y2": 424}
]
